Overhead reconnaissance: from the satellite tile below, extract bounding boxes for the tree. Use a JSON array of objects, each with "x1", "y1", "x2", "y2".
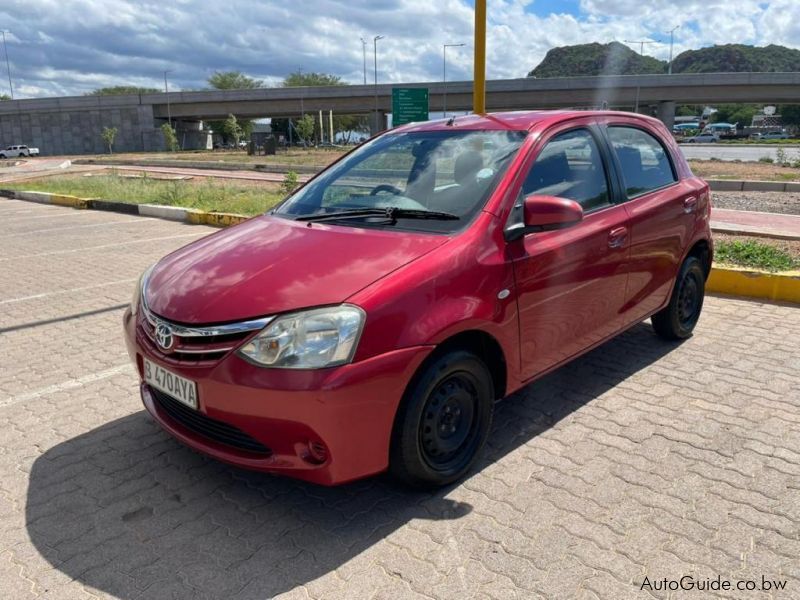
[
  {"x1": 780, "y1": 105, "x2": 800, "y2": 129},
  {"x1": 282, "y1": 71, "x2": 365, "y2": 144},
  {"x1": 101, "y1": 127, "x2": 118, "y2": 154},
  {"x1": 207, "y1": 71, "x2": 263, "y2": 90},
  {"x1": 87, "y1": 86, "x2": 160, "y2": 96},
  {"x1": 0, "y1": 93, "x2": 10, "y2": 101},
  {"x1": 223, "y1": 114, "x2": 243, "y2": 147},
  {"x1": 283, "y1": 71, "x2": 343, "y2": 87},
  {"x1": 294, "y1": 114, "x2": 315, "y2": 144},
  {"x1": 713, "y1": 104, "x2": 758, "y2": 127},
  {"x1": 161, "y1": 123, "x2": 179, "y2": 151},
  {"x1": 206, "y1": 71, "x2": 262, "y2": 145}
]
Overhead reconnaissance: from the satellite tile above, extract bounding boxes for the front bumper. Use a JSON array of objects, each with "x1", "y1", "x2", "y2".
[{"x1": 123, "y1": 308, "x2": 432, "y2": 485}]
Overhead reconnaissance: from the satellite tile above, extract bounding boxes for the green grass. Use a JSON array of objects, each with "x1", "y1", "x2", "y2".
[
  {"x1": 2, "y1": 173, "x2": 285, "y2": 216},
  {"x1": 715, "y1": 240, "x2": 799, "y2": 272}
]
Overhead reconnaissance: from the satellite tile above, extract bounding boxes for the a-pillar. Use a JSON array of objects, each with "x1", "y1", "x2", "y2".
[{"x1": 657, "y1": 101, "x2": 676, "y2": 130}]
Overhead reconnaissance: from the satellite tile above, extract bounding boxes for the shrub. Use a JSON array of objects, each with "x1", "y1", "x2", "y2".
[
  {"x1": 281, "y1": 171, "x2": 299, "y2": 195},
  {"x1": 715, "y1": 240, "x2": 798, "y2": 272}
]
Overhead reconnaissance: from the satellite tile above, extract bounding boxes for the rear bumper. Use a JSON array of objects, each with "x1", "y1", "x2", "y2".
[{"x1": 124, "y1": 308, "x2": 432, "y2": 485}]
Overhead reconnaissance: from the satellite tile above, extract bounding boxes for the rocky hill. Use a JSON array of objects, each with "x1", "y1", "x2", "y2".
[{"x1": 528, "y1": 42, "x2": 800, "y2": 77}]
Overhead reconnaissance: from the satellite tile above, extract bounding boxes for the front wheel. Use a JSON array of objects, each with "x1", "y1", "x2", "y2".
[
  {"x1": 652, "y1": 256, "x2": 705, "y2": 340},
  {"x1": 390, "y1": 350, "x2": 494, "y2": 488}
]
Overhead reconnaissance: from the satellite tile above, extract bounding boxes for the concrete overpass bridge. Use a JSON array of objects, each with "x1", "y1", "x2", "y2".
[{"x1": 2, "y1": 72, "x2": 800, "y2": 155}]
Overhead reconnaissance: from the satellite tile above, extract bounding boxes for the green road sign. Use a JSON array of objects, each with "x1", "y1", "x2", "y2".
[{"x1": 392, "y1": 88, "x2": 429, "y2": 126}]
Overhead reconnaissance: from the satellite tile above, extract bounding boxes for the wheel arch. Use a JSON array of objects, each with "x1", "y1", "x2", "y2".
[
  {"x1": 406, "y1": 329, "x2": 508, "y2": 402},
  {"x1": 686, "y1": 238, "x2": 712, "y2": 280}
]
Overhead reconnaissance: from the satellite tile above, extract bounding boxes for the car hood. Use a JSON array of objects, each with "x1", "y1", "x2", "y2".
[{"x1": 145, "y1": 215, "x2": 448, "y2": 324}]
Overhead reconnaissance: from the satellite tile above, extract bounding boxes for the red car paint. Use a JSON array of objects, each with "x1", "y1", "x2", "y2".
[{"x1": 123, "y1": 110, "x2": 711, "y2": 485}]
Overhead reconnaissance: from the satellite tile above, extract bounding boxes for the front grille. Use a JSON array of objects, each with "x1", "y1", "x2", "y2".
[
  {"x1": 140, "y1": 317, "x2": 251, "y2": 364},
  {"x1": 151, "y1": 388, "x2": 271, "y2": 455}
]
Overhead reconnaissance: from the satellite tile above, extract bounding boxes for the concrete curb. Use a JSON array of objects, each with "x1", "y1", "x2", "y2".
[
  {"x1": 2, "y1": 189, "x2": 798, "y2": 304},
  {"x1": 0, "y1": 189, "x2": 250, "y2": 228},
  {"x1": 707, "y1": 265, "x2": 800, "y2": 304},
  {"x1": 710, "y1": 222, "x2": 800, "y2": 241},
  {"x1": 708, "y1": 179, "x2": 800, "y2": 192}
]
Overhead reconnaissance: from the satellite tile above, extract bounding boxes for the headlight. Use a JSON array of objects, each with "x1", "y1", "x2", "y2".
[
  {"x1": 130, "y1": 265, "x2": 153, "y2": 315},
  {"x1": 238, "y1": 305, "x2": 365, "y2": 369}
]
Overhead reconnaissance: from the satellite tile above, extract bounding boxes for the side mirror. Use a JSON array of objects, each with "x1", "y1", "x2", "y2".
[{"x1": 505, "y1": 195, "x2": 584, "y2": 241}]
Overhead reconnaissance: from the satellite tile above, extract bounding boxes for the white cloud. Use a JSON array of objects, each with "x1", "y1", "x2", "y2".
[{"x1": 0, "y1": 0, "x2": 798, "y2": 98}]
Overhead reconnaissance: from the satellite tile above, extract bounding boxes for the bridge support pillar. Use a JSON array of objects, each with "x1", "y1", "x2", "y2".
[
  {"x1": 370, "y1": 111, "x2": 387, "y2": 136},
  {"x1": 657, "y1": 101, "x2": 676, "y2": 130}
]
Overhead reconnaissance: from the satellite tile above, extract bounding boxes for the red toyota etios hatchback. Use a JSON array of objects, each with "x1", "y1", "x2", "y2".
[{"x1": 124, "y1": 111, "x2": 711, "y2": 487}]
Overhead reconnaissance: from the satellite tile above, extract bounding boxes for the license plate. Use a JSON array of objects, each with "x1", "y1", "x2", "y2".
[{"x1": 143, "y1": 358, "x2": 198, "y2": 409}]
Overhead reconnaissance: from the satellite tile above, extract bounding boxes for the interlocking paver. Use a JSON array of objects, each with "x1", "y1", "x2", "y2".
[{"x1": 1, "y1": 197, "x2": 799, "y2": 598}]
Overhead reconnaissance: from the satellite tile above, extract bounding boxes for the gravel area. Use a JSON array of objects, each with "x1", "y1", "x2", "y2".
[{"x1": 711, "y1": 191, "x2": 800, "y2": 215}]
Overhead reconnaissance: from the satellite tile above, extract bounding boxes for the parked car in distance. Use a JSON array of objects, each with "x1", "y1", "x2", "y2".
[
  {"x1": 683, "y1": 132, "x2": 720, "y2": 143},
  {"x1": 0, "y1": 144, "x2": 39, "y2": 158},
  {"x1": 756, "y1": 131, "x2": 790, "y2": 140},
  {"x1": 124, "y1": 110, "x2": 712, "y2": 487}
]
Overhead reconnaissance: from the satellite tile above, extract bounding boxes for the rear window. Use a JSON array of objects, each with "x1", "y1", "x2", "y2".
[{"x1": 607, "y1": 126, "x2": 677, "y2": 197}]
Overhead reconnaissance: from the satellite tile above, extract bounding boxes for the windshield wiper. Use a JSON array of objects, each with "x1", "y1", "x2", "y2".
[{"x1": 295, "y1": 207, "x2": 459, "y2": 223}]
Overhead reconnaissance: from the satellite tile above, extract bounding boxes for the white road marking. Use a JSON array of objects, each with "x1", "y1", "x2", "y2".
[
  {"x1": 0, "y1": 278, "x2": 137, "y2": 305},
  {"x1": 0, "y1": 364, "x2": 133, "y2": 409},
  {"x1": 0, "y1": 232, "x2": 207, "y2": 261},
  {"x1": 5, "y1": 219, "x2": 149, "y2": 238},
  {"x1": 4, "y1": 211, "x2": 89, "y2": 222}
]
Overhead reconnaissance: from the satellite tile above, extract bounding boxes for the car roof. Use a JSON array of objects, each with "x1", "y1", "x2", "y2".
[{"x1": 393, "y1": 110, "x2": 663, "y2": 134}]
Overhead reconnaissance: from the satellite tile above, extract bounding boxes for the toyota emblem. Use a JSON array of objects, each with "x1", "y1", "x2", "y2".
[{"x1": 155, "y1": 323, "x2": 175, "y2": 352}]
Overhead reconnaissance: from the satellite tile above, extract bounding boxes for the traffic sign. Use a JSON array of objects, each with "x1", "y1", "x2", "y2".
[{"x1": 392, "y1": 88, "x2": 429, "y2": 126}]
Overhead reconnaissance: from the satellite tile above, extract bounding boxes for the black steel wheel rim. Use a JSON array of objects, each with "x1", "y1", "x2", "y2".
[
  {"x1": 678, "y1": 271, "x2": 701, "y2": 327},
  {"x1": 419, "y1": 373, "x2": 480, "y2": 471}
]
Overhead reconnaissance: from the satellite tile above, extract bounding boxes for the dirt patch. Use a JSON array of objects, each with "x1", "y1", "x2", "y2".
[{"x1": 689, "y1": 160, "x2": 800, "y2": 182}]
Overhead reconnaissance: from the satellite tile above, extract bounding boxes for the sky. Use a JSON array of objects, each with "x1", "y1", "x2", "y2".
[{"x1": 0, "y1": 0, "x2": 799, "y2": 99}]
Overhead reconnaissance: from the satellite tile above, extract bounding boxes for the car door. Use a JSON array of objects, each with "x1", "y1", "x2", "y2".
[
  {"x1": 600, "y1": 119, "x2": 700, "y2": 326},
  {"x1": 508, "y1": 121, "x2": 631, "y2": 380}
]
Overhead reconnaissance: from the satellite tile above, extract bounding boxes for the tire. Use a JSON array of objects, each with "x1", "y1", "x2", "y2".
[
  {"x1": 652, "y1": 256, "x2": 705, "y2": 340},
  {"x1": 390, "y1": 350, "x2": 494, "y2": 488}
]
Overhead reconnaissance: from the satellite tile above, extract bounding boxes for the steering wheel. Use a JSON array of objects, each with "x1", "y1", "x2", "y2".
[{"x1": 369, "y1": 184, "x2": 403, "y2": 196}]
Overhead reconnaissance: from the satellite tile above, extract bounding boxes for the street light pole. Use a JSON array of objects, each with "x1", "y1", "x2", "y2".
[
  {"x1": 666, "y1": 26, "x2": 680, "y2": 74},
  {"x1": 360, "y1": 37, "x2": 367, "y2": 85},
  {"x1": 1, "y1": 31, "x2": 13, "y2": 100},
  {"x1": 163, "y1": 70, "x2": 172, "y2": 128},
  {"x1": 373, "y1": 35, "x2": 384, "y2": 132},
  {"x1": 624, "y1": 39, "x2": 658, "y2": 56},
  {"x1": 443, "y1": 43, "x2": 465, "y2": 118},
  {"x1": 623, "y1": 39, "x2": 658, "y2": 112}
]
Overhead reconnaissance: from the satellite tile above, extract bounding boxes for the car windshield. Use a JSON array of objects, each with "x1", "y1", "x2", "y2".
[{"x1": 274, "y1": 129, "x2": 527, "y2": 233}]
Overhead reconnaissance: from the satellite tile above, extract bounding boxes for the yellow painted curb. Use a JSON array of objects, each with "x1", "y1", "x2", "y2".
[
  {"x1": 184, "y1": 210, "x2": 248, "y2": 227},
  {"x1": 201, "y1": 212, "x2": 249, "y2": 227},
  {"x1": 49, "y1": 194, "x2": 89, "y2": 209},
  {"x1": 707, "y1": 265, "x2": 800, "y2": 304}
]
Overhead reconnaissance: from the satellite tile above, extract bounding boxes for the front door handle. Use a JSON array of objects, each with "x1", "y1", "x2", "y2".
[
  {"x1": 608, "y1": 226, "x2": 628, "y2": 249},
  {"x1": 683, "y1": 196, "x2": 698, "y2": 213}
]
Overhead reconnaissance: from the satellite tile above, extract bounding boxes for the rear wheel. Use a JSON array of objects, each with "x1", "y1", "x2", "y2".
[
  {"x1": 652, "y1": 256, "x2": 705, "y2": 340},
  {"x1": 390, "y1": 350, "x2": 494, "y2": 488}
]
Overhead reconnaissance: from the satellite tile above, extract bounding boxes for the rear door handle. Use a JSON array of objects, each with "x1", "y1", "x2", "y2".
[
  {"x1": 683, "y1": 196, "x2": 698, "y2": 213},
  {"x1": 608, "y1": 226, "x2": 628, "y2": 249}
]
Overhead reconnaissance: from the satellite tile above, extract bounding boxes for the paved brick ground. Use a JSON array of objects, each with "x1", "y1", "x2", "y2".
[{"x1": 1, "y1": 198, "x2": 799, "y2": 600}]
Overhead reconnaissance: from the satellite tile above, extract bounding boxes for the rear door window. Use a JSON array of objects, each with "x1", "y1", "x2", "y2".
[{"x1": 607, "y1": 126, "x2": 677, "y2": 197}]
